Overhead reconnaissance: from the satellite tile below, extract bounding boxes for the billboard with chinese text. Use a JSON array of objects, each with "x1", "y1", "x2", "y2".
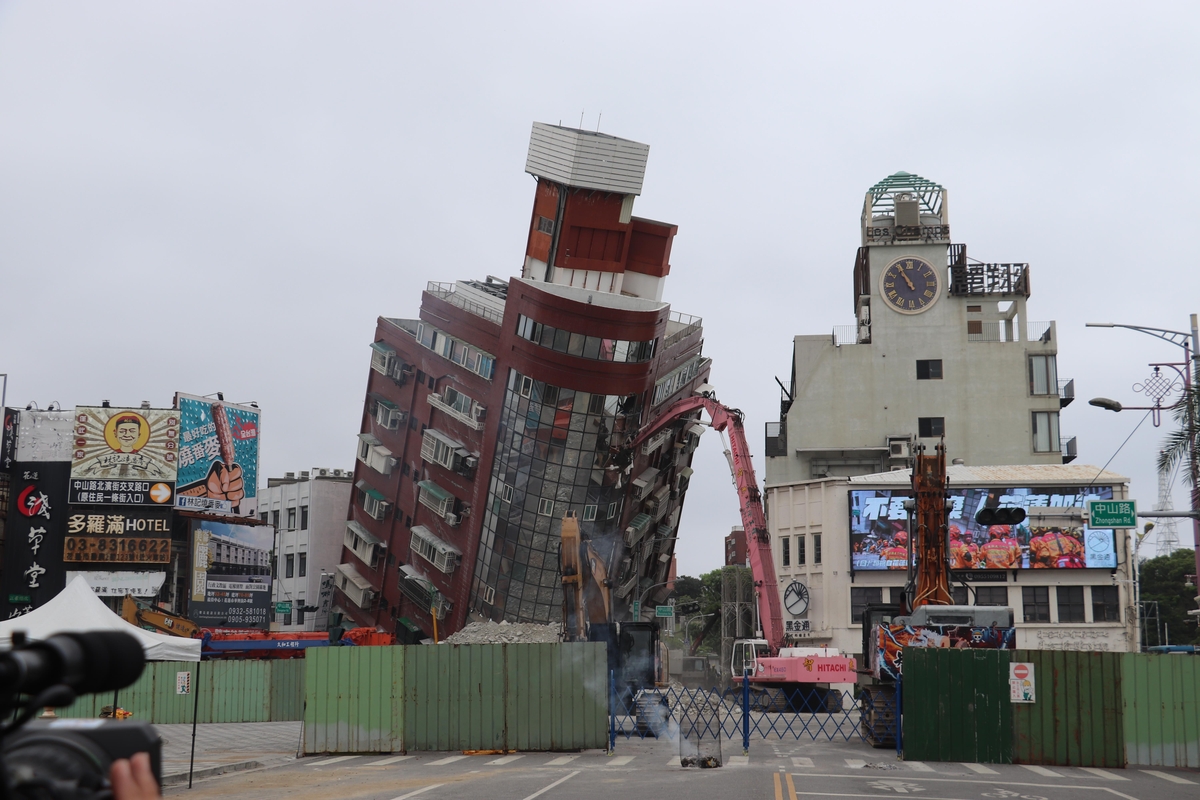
[
  {"x1": 63, "y1": 508, "x2": 172, "y2": 565},
  {"x1": 175, "y1": 394, "x2": 259, "y2": 516},
  {"x1": 0, "y1": 462, "x2": 70, "y2": 619},
  {"x1": 69, "y1": 407, "x2": 178, "y2": 505},
  {"x1": 849, "y1": 485, "x2": 1117, "y2": 571},
  {"x1": 188, "y1": 518, "x2": 272, "y2": 628},
  {"x1": 14, "y1": 410, "x2": 73, "y2": 462}
]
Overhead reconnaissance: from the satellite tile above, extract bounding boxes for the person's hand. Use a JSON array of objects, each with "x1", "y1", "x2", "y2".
[
  {"x1": 110, "y1": 752, "x2": 160, "y2": 800},
  {"x1": 206, "y1": 463, "x2": 245, "y2": 503}
]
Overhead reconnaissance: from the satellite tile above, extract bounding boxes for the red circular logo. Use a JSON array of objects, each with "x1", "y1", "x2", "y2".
[{"x1": 1013, "y1": 664, "x2": 1029, "y2": 680}]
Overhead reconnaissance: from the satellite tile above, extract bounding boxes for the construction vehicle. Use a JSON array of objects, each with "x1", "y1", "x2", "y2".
[
  {"x1": 201, "y1": 628, "x2": 330, "y2": 658},
  {"x1": 560, "y1": 512, "x2": 612, "y2": 642},
  {"x1": 122, "y1": 595, "x2": 202, "y2": 639},
  {"x1": 627, "y1": 391, "x2": 857, "y2": 703}
]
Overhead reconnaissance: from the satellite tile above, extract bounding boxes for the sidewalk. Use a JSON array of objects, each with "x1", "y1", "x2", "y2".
[{"x1": 156, "y1": 722, "x2": 302, "y2": 783}]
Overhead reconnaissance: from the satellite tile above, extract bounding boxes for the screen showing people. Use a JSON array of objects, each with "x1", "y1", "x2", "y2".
[{"x1": 849, "y1": 486, "x2": 1117, "y2": 571}]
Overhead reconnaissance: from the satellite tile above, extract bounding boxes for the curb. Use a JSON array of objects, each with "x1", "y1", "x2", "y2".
[{"x1": 162, "y1": 760, "x2": 263, "y2": 786}]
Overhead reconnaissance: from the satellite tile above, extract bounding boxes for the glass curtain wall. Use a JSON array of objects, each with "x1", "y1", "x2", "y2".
[{"x1": 470, "y1": 368, "x2": 640, "y2": 623}]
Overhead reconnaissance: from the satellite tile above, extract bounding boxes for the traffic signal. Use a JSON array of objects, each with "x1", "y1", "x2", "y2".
[
  {"x1": 676, "y1": 601, "x2": 701, "y2": 615},
  {"x1": 974, "y1": 506, "x2": 1026, "y2": 526}
]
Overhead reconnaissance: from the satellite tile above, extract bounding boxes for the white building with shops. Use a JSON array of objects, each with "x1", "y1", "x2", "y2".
[
  {"x1": 763, "y1": 173, "x2": 1136, "y2": 657},
  {"x1": 259, "y1": 468, "x2": 353, "y2": 632}
]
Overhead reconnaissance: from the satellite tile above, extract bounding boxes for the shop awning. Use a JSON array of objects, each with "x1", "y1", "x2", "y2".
[
  {"x1": 399, "y1": 563, "x2": 434, "y2": 590},
  {"x1": 417, "y1": 480, "x2": 452, "y2": 504},
  {"x1": 346, "y1": 519, "x2": 384, "y2": 548},
  {"x1": 370, "y1": 341, "x2": 396, "y2": 355},
  {"x1": 357, "y1": 432, "x2": 383, "y2": 447},
  {"x1": 632, "y1": 467, "x2": 660, "y2": 488},
  {"x1": 336, "y1": 562, "x2": 373, "y2": 592},
  {"x1": 368, "y1": 392, "x2": 397, "y2": 409},
  {"x1": 355, "y1": 480, "x2": 386, "y2": 503},
  {"x1": 410, "y1": 525, "x2": 461, "y2": 556},
  {"x1": 627, "y1": 513, "x2": 652, "y2": 534}
]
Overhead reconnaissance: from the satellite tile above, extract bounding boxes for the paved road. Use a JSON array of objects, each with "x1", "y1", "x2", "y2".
[{"x1": 161, "y1": 730, "x2": 1200, "y2": 800}]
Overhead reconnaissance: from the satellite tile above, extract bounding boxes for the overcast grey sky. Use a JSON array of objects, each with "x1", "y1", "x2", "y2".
[{"x1": 2, "y1": 3, "x2": 1198, "y2": 576}]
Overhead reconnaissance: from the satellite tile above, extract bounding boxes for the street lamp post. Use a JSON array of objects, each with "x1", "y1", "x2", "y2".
[
  {"x1": 1087, "y1": 316, "x2": 1200, "y2": 592},
  {"x1": 631, "y1": 535, "x2": 679, "y2": 620}
]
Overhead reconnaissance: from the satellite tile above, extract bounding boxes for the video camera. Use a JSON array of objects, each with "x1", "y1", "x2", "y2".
[{"x1": 0, "y1": 630, "x2": 161, "y2": 800}]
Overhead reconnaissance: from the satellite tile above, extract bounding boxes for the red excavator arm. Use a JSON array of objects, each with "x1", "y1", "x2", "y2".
[{"x1": 630, "y1": 394, "x2": 785, "y2": 656}]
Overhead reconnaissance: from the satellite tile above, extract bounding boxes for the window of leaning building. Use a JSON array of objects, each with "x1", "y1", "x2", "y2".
[{"x1": 470, "y1": 368, "x2": 639, "y2": 623}]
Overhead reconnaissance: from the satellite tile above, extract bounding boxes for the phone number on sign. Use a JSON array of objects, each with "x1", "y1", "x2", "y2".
[{"x1": 63, "y1": 536, "x2": 171, "y2": 563}]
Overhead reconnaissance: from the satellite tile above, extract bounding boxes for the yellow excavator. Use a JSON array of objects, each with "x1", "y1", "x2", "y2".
[
  {"x1": 560, "y1": 512, "x2": 612, "y2": 642},
  {"x1": 121, "y1": 594, "x2": 201, "y2": 639}
]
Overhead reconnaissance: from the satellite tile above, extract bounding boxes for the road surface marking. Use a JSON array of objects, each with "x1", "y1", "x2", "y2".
[
  {"x1": 309, "y1": 755, "x2": 358, "y2": 766},
  {"x1": 963, "y1": 763, "x2": 999, "y2": 774},
  {"x1": 545, "y1": 755, "x2": 579, "y2": 766},
  {"x1": 426, "y1": 755, "x2": 468, "y2": 766},
  {"x1": 845, "y1": 758, "x2": 867, "y2": 768},
  {"x1": 906, "y1": 761, "x2": 935, "y2": 772},
  {"x1": 1021, "y1": 764, "x2": 1063, "y2": 777},
  {"x1": 784, "y1": 772, "x2": 798, "y2": 800},
  {"x1": 607, "y1": 755, "x2": 635, "y2": 766},
  {"x1": 1079, "y1": 767, "x2": 1128, "y2": 780},
  {"x1": 667, "y1": 757, "x2": 681, "y2": 767},
  {"x1": 487, "y1": 755, "x2": 524, "y2": 765},
  {"x1": 1143, "y1": 770, "x2": 1198, "y2": 784},
  {"x1": 788, "y1": 773, "x2": 1143, "y2": 798},
  {"x1": 727, "y1": 755, "x2": 749, "y2": 766},
  {"x1": 520, "y1": 770, "x2": 580, "y2": 800},
  {"x1": 389, "y1": 785, "x2": 443, "y2": 800},
  {"x1": 792, "y1": 757, "x2": 815, "y2": 768},
  {"x1": 773, "y1": 772, "x2": 783, "y2": 800},
  {"x1": 366, "y1": 756, "x2": 413, "y2": 766}
]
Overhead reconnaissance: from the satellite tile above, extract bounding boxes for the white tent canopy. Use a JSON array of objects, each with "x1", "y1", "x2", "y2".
[{"x1": 0, "y1": 575, "x2": 201, "y2": 662}]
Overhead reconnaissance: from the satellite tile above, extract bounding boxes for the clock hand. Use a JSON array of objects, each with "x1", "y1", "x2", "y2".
[{"x1": 900, "y1": 271, "x2": 915, "y2": 291}]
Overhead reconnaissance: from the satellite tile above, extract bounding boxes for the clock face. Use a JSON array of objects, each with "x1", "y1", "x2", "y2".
[
  {"x1": 880, "y1": 256, "x2": 940, "y2": 314},
  {"x1": 784, "y1": 581, "x2": 809, "y2": 616}
]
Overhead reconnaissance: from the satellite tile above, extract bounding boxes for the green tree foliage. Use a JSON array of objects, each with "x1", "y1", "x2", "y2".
[
  {"x1": 1138, "y1": 548, "x2": 1200, "y2": 647},
  {"x1": 670, "y1": 568, "x2": 726, "y2": 654}
]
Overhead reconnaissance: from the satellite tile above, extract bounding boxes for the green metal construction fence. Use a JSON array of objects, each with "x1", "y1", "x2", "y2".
[
  {"x1": 903, "y1": 648, "x2": 1200, "y2": 769},
  {"x1": 56, "y1": 659, "x2": 305, "y2": 723},
  {"x1": 303, "y1": 642, "x2": 608, "y2": 754}
]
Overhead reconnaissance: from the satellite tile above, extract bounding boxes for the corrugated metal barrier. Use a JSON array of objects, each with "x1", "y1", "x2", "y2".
[
  {"x1": 56, "y1": 660, "x2": 304, "y2": 723},
  {"x1": 305, "y1": 642, "x2": 607, "y2": 754},
  {"x1": 902, "y1": 647, "x2": 1200, "y2": 768}
]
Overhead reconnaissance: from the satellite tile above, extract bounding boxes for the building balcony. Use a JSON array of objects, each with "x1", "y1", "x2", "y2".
[
  {"x1": 1058, "y1": 379, "x2": 1075, "y2": 408},
  {"x1": 663, "y1": 311, "x2": 702, "y2": 350},
  {"x1": 428, "y1": 392, "x2": 485, "y2": 431},
  {"x1": 425, "y1": 282, "x2": 504, "y2": 325},
  {"x1": 1061, "y1": 436, "x2": 1078, "y2": 464}
]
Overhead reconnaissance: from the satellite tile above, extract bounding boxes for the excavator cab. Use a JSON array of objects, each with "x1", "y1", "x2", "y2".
[{"x1": 730, "y1": 639, "x2": 770, "y2": 682}]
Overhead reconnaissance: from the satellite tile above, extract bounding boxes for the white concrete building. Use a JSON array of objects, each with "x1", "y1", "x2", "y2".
[
  {"x1": 259, "y1": 468, "x2": 353, "y2": 632},
  {"x1": 763, "y1": 173, "x2": 1137, "y2": 657},
  {"x1": 768, "y1": 465, "x2": 1137, "y2": 657}
]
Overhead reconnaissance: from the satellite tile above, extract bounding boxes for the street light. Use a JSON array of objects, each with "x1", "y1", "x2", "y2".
[{"x1": 1087, "y1": 315, "x2": 1200, "y2": 594}]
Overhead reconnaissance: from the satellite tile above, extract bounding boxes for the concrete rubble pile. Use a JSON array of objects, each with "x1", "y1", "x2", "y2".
[{"x1": 442, "y1": 619, "x2": 561, "y2": 645}]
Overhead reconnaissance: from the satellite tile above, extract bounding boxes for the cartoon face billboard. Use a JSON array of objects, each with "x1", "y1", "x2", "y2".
[
  {"x1": 69, "y1": 407, "x2": 179, "y2": 506},
  {"x1": 174, "y1": 394, "x2": 259, "y2": 516}
]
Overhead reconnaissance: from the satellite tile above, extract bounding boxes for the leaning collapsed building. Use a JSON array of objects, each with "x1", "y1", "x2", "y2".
[{"x1": 337, "y1": 123, "x2": 711, "y2": 641}]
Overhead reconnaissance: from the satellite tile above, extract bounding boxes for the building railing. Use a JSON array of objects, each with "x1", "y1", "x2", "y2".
[
  {"x1": 1058, "y1": 379, "x2": 1075, "y2": 408},
  {"x1": 1061, "y1": 435, "x2": 1078, "y2": 464},
  {"x1": 832, "y1": 325, "x2": 858, "y2": 346},
  {"x1": 663, "y1": 311, "x2": 702, "y2": 350},
  {"x1": 427, "y1": 392, "x2": 485, "y2": 431},
  {"x1": 426, "y1": 282, "x2": 505, "y2": 325},
  {"x1": 967, "y1": 322, "x2": 1013, "y2": 343},
  {"x1": 1027, "y1": 321, "x2": 1053, "y2": 343}
]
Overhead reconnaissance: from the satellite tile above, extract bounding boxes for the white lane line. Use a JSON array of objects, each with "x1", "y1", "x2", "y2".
[
  {"x1": 1079, "y1": 767, "x2": 1128, "y2": 781},
  {"x1": 389, "y1": 785, "x2": 443, "y2": 800},
  {"x1": 792, "y1": 757, "x2": 815, "y2": 768},
  {"x1": 845, "y1": 758, "x2": 867, "y2": 768},
  {"x1": 607, "y1": 755, "x2": 635, "y2": 766},
  {"x1": 488, "y1": 755, "x2": 524, "y2": 765},
  {"x1": 726, "y1": 756, "x2": 749, "y2": 766},
  {"x1": 666, "y1": 757, "x2": 680, "y2": 767},
  {"x1": 1143, "y1": 770, "x2": 1198, "y2": 785},
  {"x1": 545, "y1": 755, "x2": 580, "y2": 766},
  {"x1": 1021, "y1": 764, "x2": 1063, "y2": 777},
  {"x1": 963, "y1": 763, "x2": 999, "y2": 774},
  {"x1": 366, "y1": 756, "x2": 414, "y2": 766},
  {"x1": 427, "y1": 754, "x2": 468, "y2": 766},
  {"x1": 309, "y1": 755, "x2": 359, "y2": 766},
  {"x1": 906, "y1": 761, "x2": 935, "y2": 772},
  {"x1": 520, "y1": 770, "x2": 580, "y2": 800}
]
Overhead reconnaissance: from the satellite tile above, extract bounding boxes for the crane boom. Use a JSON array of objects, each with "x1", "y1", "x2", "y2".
[{"x1": 630, "y1": 394, "x2": 785, "y2": 654}]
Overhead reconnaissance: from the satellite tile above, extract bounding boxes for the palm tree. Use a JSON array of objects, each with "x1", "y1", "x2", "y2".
[{"x1": 1157, "y1": 385, "x2": 1200, "y2": 492}]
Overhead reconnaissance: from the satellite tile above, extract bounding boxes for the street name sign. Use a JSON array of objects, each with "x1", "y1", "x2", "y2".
[
  {"x1": 631, "y1": 601, "x2": 640, "y2": 619},
  {"x1": 655, "y1": 605, "x2": 675, "y2": 618},
  {"x1": 1089, "y1": 500, "x2": 1137, "y2": 528}
]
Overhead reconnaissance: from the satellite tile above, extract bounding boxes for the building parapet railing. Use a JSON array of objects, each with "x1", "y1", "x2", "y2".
[
  {"x1": 832, "y1": 325, "x2": 859, "y2": 346},
  {"x1": 426, "y1": 282, "x2": 505, "y2": 325},
  {"x1": 662, "y1": 311, "x2": 702, "y2": 350},
  {"x1": 427, "y1": 392, "x2": 485, "y2": 431},
  {"x1": 967, "y1": 321, "x2": 1015, "y2": 343},
  {"x1": 1061, "y1": 435, "x2": 1078, "y2": 464},
  {"x1": 1027, "y1": 321, "x2": 1053, "y2": 343}
]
